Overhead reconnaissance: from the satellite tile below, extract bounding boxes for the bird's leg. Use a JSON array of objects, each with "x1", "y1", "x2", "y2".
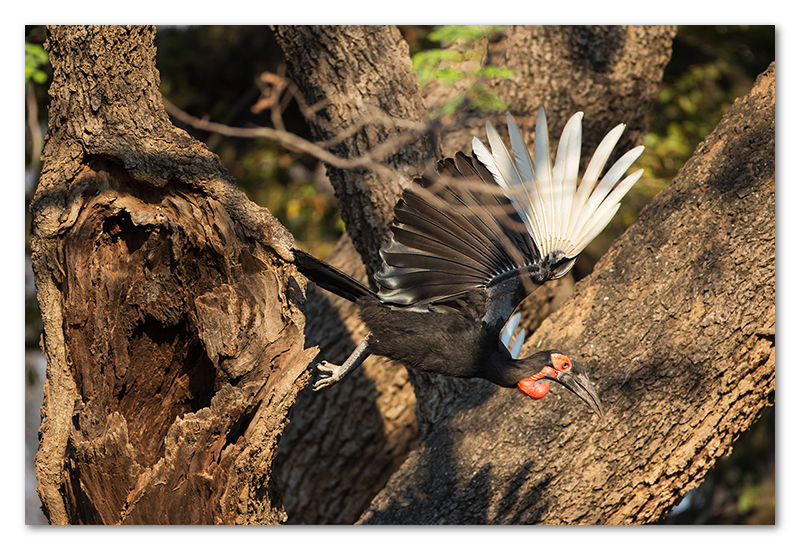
[{"x1": 313, "y1": 335, "x2": 371, "y2": 391}]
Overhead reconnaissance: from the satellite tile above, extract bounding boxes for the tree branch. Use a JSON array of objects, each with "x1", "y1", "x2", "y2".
[{"x1": 162, "y1": 96, "x2": 436, "y2": 184}]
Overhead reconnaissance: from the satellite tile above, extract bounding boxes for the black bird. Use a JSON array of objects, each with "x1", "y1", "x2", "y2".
[{"x1": 295, "y1": 108, "x2": 644, "y2": 417}]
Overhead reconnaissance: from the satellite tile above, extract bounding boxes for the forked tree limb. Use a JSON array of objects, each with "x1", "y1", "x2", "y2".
[
  {"x1": 272, "y1": 25, "x2": 678, "y2": 523},
  {"x1": 359, "y1": 63, "x2": 775, "y2": 525}
]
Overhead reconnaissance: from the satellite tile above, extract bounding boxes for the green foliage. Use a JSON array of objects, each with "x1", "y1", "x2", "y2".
[
  {"x1": 412, "y1": 48, "x2": 464, "y2": 87},
  {"x1": 639, "y1": 25, "x2": 774, "y2": 195},
  {"x1": 428, "y1": 25, "x2": 505, "y2": 46},
  {"x1": 411, "y1": 25, "x2": 513, "y2": 115},
  {"x1": 25, "y1": 42, "x2": 49, "y2": 88}
]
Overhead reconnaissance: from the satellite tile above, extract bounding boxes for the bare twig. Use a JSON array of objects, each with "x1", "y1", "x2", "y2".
[
  {"x1": 253, "y1": 67, "x2": 430, "y2": 149},
  {"x1": 163, "y1": 94, "x2": 439, "y2": 182}
]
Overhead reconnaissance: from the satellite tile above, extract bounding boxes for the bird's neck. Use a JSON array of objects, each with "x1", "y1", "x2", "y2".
[{"x1": 480, "y1": 352, "x2": 527, "y2": 388}]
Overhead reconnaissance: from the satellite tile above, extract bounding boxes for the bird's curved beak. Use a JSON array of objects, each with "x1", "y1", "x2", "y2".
[{"x1": 554, "y1": 361, "x2": 603, "y2": 417}]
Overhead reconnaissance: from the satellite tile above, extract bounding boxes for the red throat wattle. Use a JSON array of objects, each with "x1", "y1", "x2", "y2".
[{"x1": 517, "y1": 376, "x2": 550, "y2": 400}]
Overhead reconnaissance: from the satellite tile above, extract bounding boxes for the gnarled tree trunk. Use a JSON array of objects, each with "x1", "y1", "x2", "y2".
[{"x1": 32, "y1": 25, "x2": 314, "y2": 525}]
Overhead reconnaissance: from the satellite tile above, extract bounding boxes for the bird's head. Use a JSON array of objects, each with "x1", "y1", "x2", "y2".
[{"x1": 514, "y1": 350, "x2": 603, "y2": 417}]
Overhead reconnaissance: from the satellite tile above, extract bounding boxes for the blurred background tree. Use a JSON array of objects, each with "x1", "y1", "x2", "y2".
[{"x1": 24, "y1": 24, "x2": 774, "y2": 524}]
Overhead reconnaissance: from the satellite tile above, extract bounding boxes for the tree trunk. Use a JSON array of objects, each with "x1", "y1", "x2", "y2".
[
  {"x1": 360, "y1": 63, "x2": 775, "y2": 524},
  {"x1": 31, "y1": 25, "x2": 314, "y2": 525},
  {"x1": 273, "y1": 25, "x2": 676, "y2": 523},
  {"x1": 272, "y1": 25, "x2": 437, "y2": 279}
]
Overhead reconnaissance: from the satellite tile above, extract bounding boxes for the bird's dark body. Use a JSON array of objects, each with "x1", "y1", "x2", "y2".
[
  {"x1": 295, "y1": 249, "x2": 539, "y2": 388},
  {"x1": 356, "y1": 294, "x2": 505, "y2": 383}
]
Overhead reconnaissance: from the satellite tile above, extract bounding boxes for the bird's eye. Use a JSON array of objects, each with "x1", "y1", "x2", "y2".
[{"x1": 551, "y1": 352, "x2": 572, "y2": 371}]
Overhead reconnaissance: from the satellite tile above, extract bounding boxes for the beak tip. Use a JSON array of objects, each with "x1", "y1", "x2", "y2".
[{"x1": 556, "y1": 368, "x2": 603, "y2": 419}]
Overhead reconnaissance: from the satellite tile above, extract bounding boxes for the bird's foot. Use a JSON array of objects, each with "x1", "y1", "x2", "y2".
[
  {"x1": 312, "y1": 361, "x2": 349, "y2": 391},
  {"x1": 311, "y1": 337, "x2": 371, "y2": 391}
]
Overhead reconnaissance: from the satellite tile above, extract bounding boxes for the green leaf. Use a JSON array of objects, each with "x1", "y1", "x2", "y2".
[
  {"x1": 25, "y1": 42, "x2": 49, "y2": 88},
  {"x1": 411, "y1": 48, "x2": 462, "y2": 86},
  {"x1": 468, "y1": 86, "x2": 509, "y2": 113},
  {"x1": 410, "y1": 25, "x2": 513, "y2": 116},
  {"x1": 475, "y1": 66, "x2": 515, "y2": 79},
  {"x1": 438, "y1": 92, "x2": 467, "y2": 116},
  {"x1": 435, "y1": 67, "x2": 464, "y2": 85},
  {"x1": 428, "y1": 25, "x2": 504, "y2": 46}
]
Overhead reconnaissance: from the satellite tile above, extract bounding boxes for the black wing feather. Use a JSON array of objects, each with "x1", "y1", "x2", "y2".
[{"x1": 375, "y1": 152, "x2": 542, "y2": 311}]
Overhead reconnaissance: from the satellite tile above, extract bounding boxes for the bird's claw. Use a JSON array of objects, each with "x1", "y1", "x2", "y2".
[{"x1": 312, "y1": 361, "x2": 347, "y2": 391}]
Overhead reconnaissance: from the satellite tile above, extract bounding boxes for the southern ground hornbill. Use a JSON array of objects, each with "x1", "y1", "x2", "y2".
[{"x1": 294, "y1": 108, "x2": 644, "y2": 417}]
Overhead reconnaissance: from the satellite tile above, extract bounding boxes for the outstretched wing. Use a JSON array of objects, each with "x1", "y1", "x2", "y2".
[
  {"x1": 375, "y1": 109, "x2": 644, "y2": 334},
  {"x1": 375, "y1": 152, "x2": 541, "y2": 315}
]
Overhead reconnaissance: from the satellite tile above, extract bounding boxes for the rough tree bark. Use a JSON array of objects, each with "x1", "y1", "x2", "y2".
[
  {"x1": 273, "y1": 25, "x2": 677, "y2": 523},
  {"x1": 359, "y1": 63, "x2": 775, "y2": 524},
  {"x1": 272, "y1": 25, "x2": 436, "y2": 279},
  {"x1": 31, "y1": 25, "x2": 315, "y2": 524}
]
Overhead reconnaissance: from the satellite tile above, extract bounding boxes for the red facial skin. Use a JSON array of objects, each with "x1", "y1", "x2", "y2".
[{"x1": 516, "y1": 353, "x2": 572, "y2": 400}]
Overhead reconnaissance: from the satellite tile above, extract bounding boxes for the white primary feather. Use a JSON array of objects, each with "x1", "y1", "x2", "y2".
[
  {"x1": 499, "y1": 312, "x2": 526, "y2": 359},
  {"x1": 532, "y1": 108, "x2": 555, "y2": 255},
  {"x1": 510, "y1": 328, "x2": 525, "y2": 359},
  {"x1": 474, "y1": 131, "x2": 536, "y2": 241},
  {"x1": 503, "y1": 115, "x2": 547, "y2": 249},
  {"x1": 552, "y1": 112, "x2": 583, "y2": 253},
  {"x1": 474, "y1": 108, "x2": 643, "y2": 261},
  {"x1": 567, "y1": 123, "x2": 625, "y2": 238},
  {"x1": 500, "y1": 312, "x2": 520, "y2": 350}
]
